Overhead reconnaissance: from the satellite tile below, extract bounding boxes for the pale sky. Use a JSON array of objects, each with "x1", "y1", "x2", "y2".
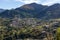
[{"x1": 0, "y1": 0, "x2": 60, "y2": 9}]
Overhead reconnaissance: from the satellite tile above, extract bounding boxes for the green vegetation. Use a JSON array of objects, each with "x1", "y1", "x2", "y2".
[
  {"x1": 1, "y1": 3, "x2": 60, "y2": 40},
  {"x1": 0, "y1": 18, "x2": 60, "y2": 40},
  {"x1": 56, "y1": 27, "x2": 60, "y2": 40}
]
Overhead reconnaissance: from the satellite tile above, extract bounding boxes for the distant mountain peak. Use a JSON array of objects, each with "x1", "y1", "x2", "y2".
[
  {"x1": 0, "y1": 9, "x2": 5, "y2": 13},
  {"x1": 19, "y1": 3, "x2": 47, "y2": 10},
  {"x1": 30, "y1": 3, "x2": 37, "y2": 4},
  {"x1": 29, "y1": 3, "x2": 43, "y2": 6},
  {"x1": 51, "y1": 3, "x2": 60, "y2": 6}
]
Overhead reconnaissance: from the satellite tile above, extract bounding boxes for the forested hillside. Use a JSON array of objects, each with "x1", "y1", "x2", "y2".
[
  {"x1": 0, "y1": 3, "x2": 60, "y2": 40},
  {"x1": 1, "y1": 3, "x2": 60, "y2": 19}
]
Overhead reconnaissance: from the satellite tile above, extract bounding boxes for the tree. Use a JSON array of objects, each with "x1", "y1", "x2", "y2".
[{"x1": 56, "y1": 27, "x2": 60, "y2": 40}]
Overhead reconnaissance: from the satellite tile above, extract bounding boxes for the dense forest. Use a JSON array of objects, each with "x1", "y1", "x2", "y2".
[{"x1": 0, "y1": 17, "x2": 60, "y2": 40}]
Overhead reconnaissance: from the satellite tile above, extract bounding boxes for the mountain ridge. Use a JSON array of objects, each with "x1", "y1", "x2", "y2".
[
  {"x1": 0, "y1": 3, "x2": 60, "y2": 19},
  {"x1": 0, "y1": 9, "x2": 5, "y2": 13}
]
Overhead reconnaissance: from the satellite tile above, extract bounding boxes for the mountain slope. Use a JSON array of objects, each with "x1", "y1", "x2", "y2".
[
  {"x1": 0, "y1": 3, "x2": 48, "y2": 18},
  {"x1": 38, "y1": 3, "x2": 60, "y2": 19},
  {"x1": 0, "y1": 9, "x2": 5, "y2": 13},
  {"x1": 0, "y1": 3, "x2": 60, "y2": 19}
]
